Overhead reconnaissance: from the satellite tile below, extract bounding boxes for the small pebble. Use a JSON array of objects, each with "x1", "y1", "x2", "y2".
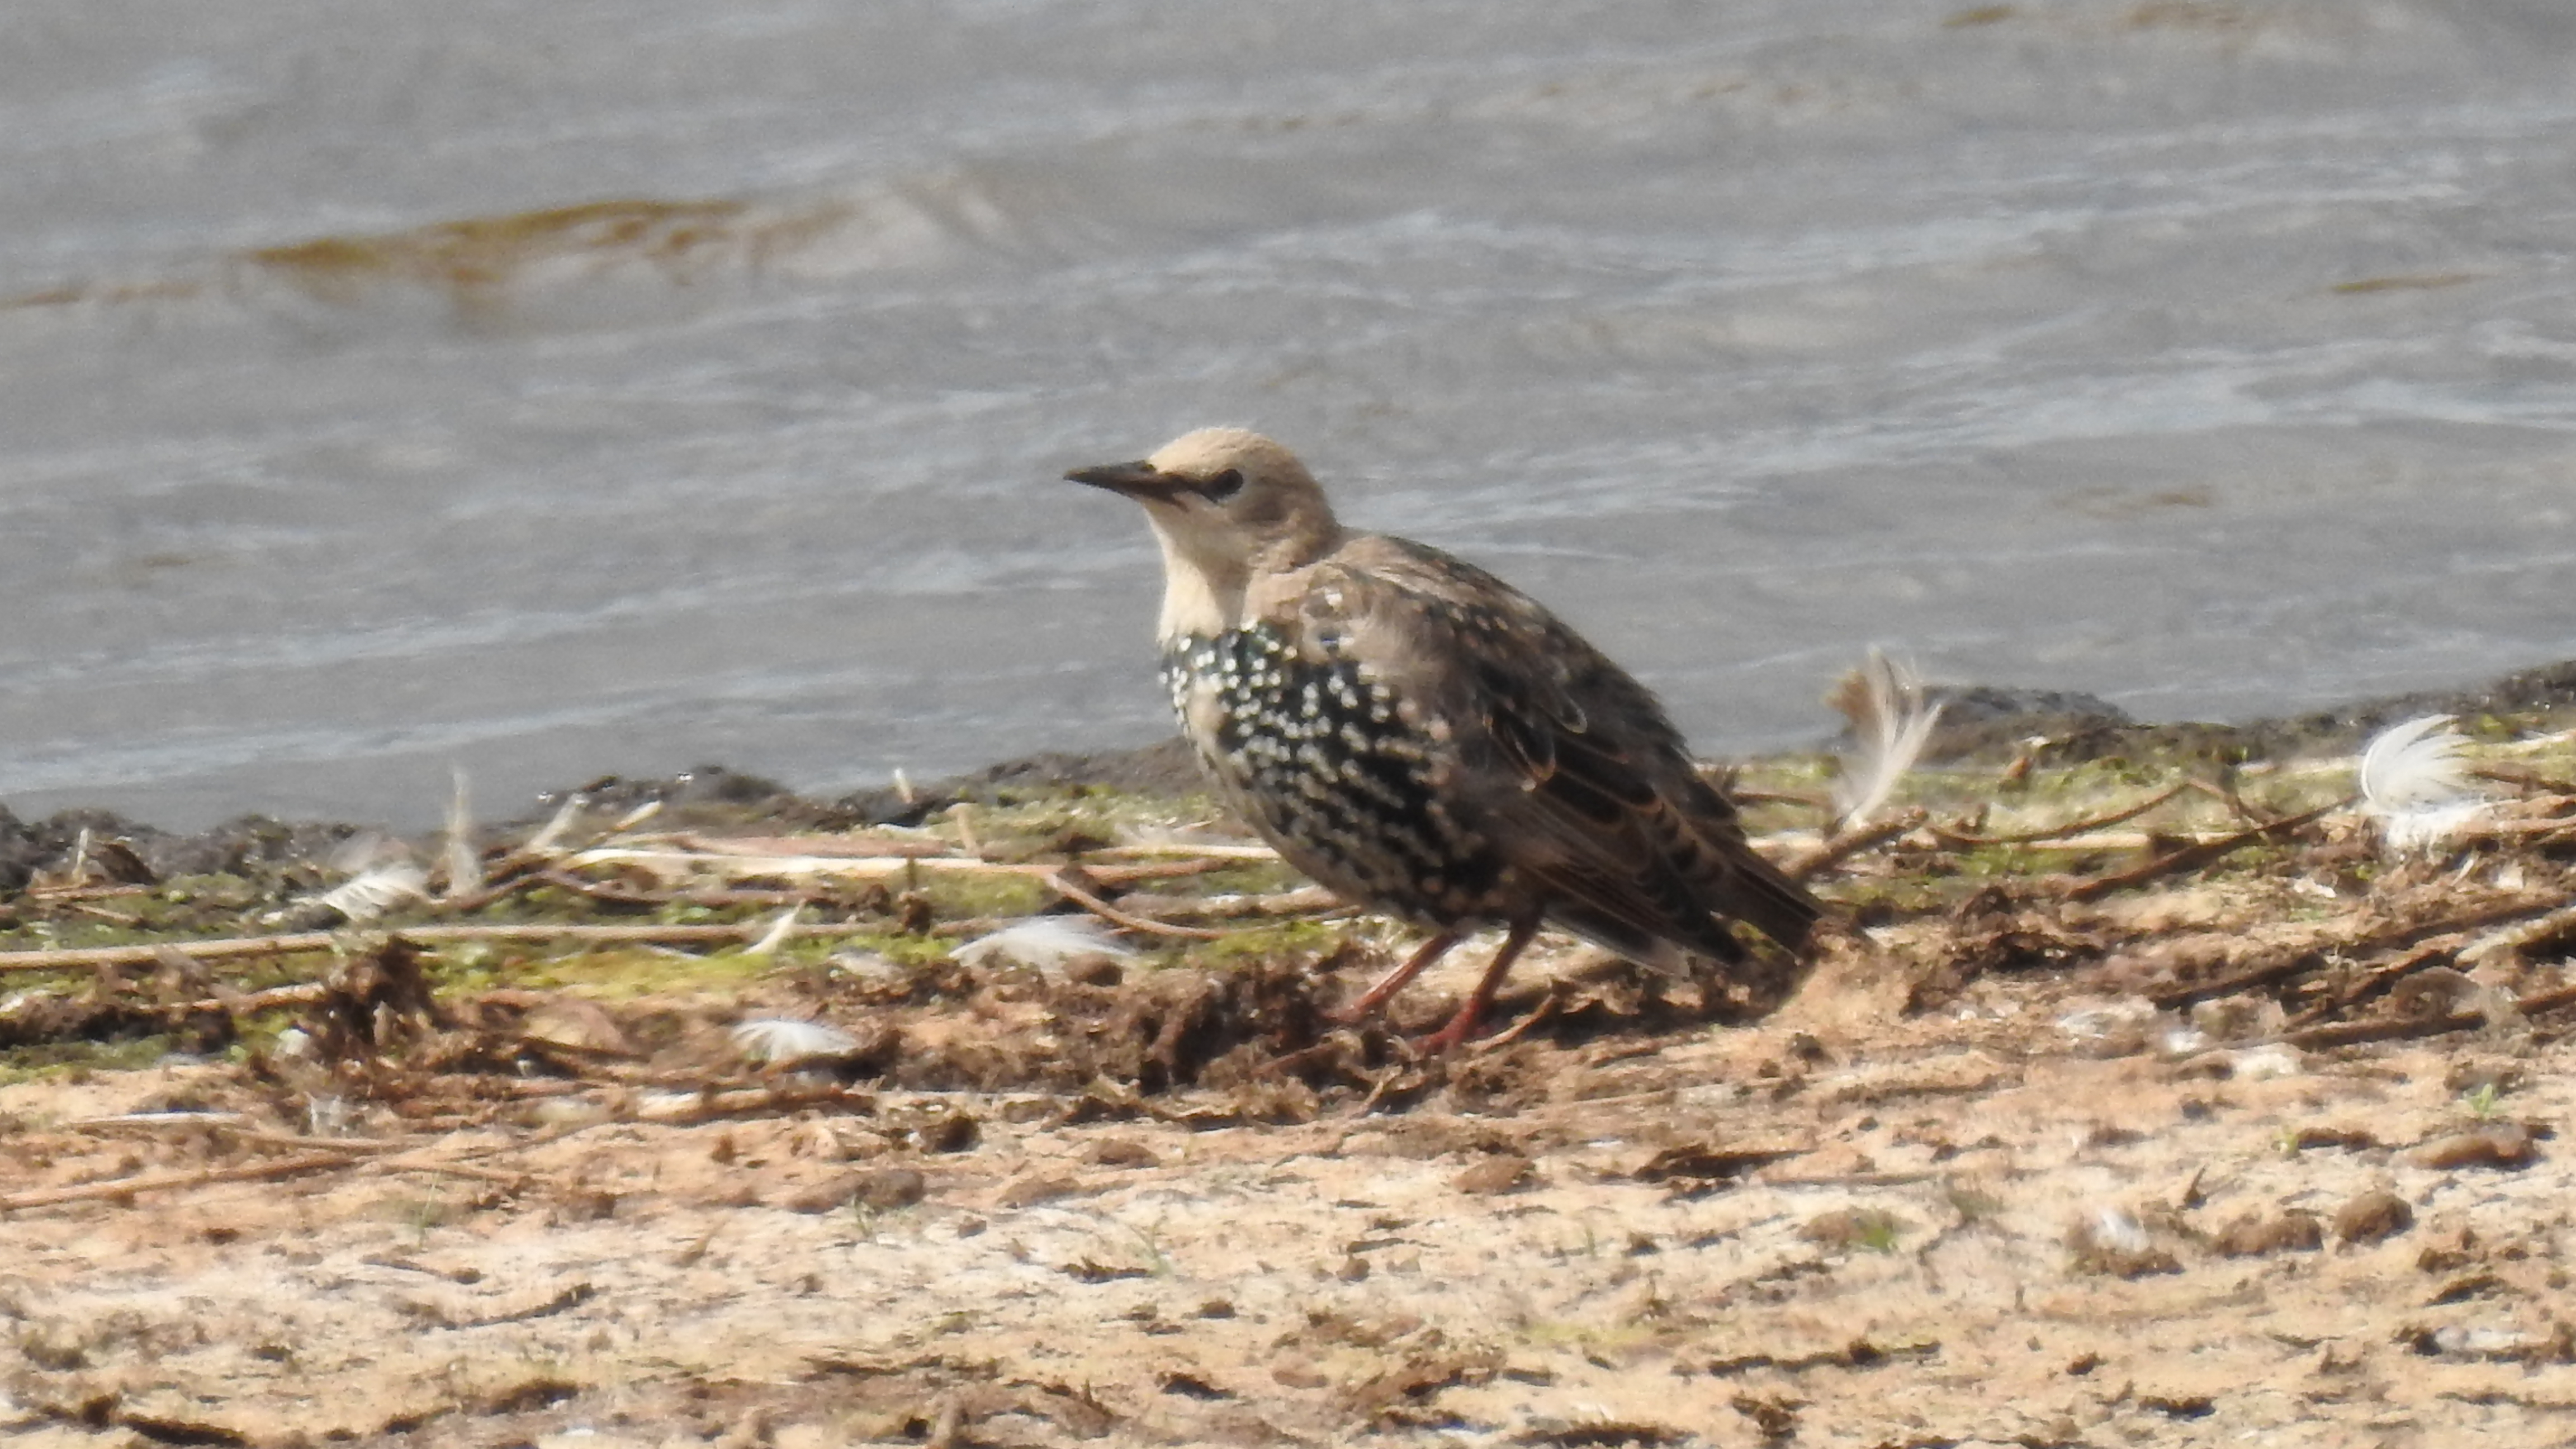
[
  {"x1": 851, "y1": 1167, "x2": 928, "y2": 1209},
  {"x1": 1271, "y1": 1360, "x2": 1328, "y2": 1389},
  {"x1": 996, "y1": 1173, "x2": 1082, "y2": 1208},
  {"x1": 2213, "y1": 1209, "x2": 2324, "y2": 1257},
  {"x1": 917, "y1": 1111, "x2": 980, "y2": 1153},
  {"x1": 2403, "y1": 1124, "x2": 2537, "y2": 1171},
  {"x1": 2224, "y1": 1043, "x2": 2302, "y2": 1081},
  {"x1": 2333, "y1": 1189, "x2": 2414, "y2": 1244},
  {"x1": 1089, "y1": 1138, "x2": 1161, "y2": 1168},
  {"x1": 1066, "y1": 955, "x2": 1125, "y2": 987},
  {"x1": 1452, "y1": 1153, "x2": 1533, "y2": 1195},
  {"x1": 778, "y1": 1175, "x2": 858, "y2": 1215}
]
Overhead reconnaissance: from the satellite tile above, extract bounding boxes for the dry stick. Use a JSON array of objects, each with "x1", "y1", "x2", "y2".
[
  {"x1": 2146, "y1": 948, "x2": 2328, "y2": 1013},
  {"x1": 2511, "y1": 981, "x2": 2576, "y2": 1018},
  {"x1": 565, "y1": 846, "x2": 1033, "y2": 878},
  {"x1": 435, "y1": 863, "x2": 555, "y2": 915},
  {"x1": 2184, "y1": 777, "x2": 2267, "y2": 827},
  {"x1": 2451, "y1": 813, "x2": 2576, "y2": 846},
  {"x1": 221, "y1": 1128, "x2": 407, "y2": 1153},
  {"x1": 1784, "y1": 809, "x2": 1926, "y2": 882},
  {"x1": 1, "y1": 1133, "x2": 539, "y2": 1214},
  {"x1": 1111, "y1": 885, "x2": 1348, "y2": 921},
  {"x1": 1929, "y1": 784, "x2": 2190, "y2": 848},
  {"x1": 2281, "y1": 1011, "x2": 2489, "y2": 1052},
  {"x1": 1087, "y1": 842, "x2": 1281, "y2": 861},
  {"x1": 177, "y1": 981, "x2": 333, "y2": 1016},
  {"x1": 2461, "y1": 902, "x2": 2576, "y2": 967},
  {"x1": 0, "y1": 1151, "x2": 357, "y2": 1213},
  {"x1": 2258, "y1": 981, "x2": 2576, "y2": 1055},
  {"x1": 538, "y1": 869, "x2": 837, "y2": 910},
  {"x1": 2143, "y1": 894, "x2": 2568, "y2": 1012},
  {"x1": 363, "y1": 1154, "x2": 533, "y2": 1187},
  {"x1": 213, "y1": 1128, "x2": 537, "y2": 1185},
  {"x1": 2064, "y1": 795, "x2": 2353, "y2": 903},
  {"x1": 629, "y1": 1082, "x2": 875, "y2": 1125},
  {"x1": 0, "y1": 919, "x2": 896, "y2": 975},
  {"x1": 2279, "y1": 939, "x2": 2460, "y2": 1031},
  {"x1": 22, "y1": 883, "x2": 154, "y2": 902},
  {"x1": 1728, "y1": 787, "x2": 1836, "y2": 809},
  {"x1": 563, "y1": 847, "x2": 1235, "y2": 887},
  {"x1": 1082, "y1": 858, "x2": 1243, "y2": 885},
  {"x1": 1043, "y1": 868, "x2": 1231, "y2": 940},
  {"x1": 2469, "y1": 767, "x2": 2576, "y2": 795},
  {"x1": 664, "y1": 831, "x2": 960, "y2": 859},
  {"x1": 0, "y1": 930, "x2": 345, "y2": 973}
]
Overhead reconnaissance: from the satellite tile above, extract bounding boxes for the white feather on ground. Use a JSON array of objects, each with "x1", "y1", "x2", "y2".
[
  {"x1": 1828, "y1": 648, "x2": 1945, "y2": 830},
  {"x1": 742, "y1": 906, "x2": 801, "y2": 957},
  {"x1": 442, "y1": 767, "x2": 484, "y2": 899},
  {"x1": 325, "y1": 832, "x2": 413, "y2": 877},
  {"x1": 312, "y1": 863, "x2": 429, "y2": 923},
  {"x1": 522, "y1": 796, "x2": 584, "y2": 856},
  {"x1": 2357, "y1": 714, "x2": 2487, "y2": 852},
  {"x1": 731, "y1": 1017, "x2": 860, "y2": 1065},
  {"x1": 953, "y1": 916, "x2": 1137, "y2": 972}
]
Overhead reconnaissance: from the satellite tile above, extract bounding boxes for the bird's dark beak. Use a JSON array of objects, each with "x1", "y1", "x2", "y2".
[{"x1": 1065, "y1": 459, "x2": 1187, "y2": 499}]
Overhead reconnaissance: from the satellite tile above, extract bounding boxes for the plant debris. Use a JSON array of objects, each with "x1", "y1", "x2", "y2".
[{"x1": 6, "y1": 679, "x2": 2576, "y2": 1443}]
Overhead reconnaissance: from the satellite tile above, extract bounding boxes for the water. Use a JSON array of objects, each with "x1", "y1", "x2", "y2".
[{"x1": 3, "y1": 0, "x2": 2573, "y2": 829}]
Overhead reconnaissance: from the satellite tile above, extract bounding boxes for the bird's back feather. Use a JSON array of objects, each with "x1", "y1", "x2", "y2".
[{"x1": 1282, "y1": 533, "x2": 1821, "y2": 965}]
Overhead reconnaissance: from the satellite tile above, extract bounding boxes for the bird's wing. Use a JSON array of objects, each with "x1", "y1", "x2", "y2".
[{"x1": 1296, "y1": 537, "x2": 1817, "y2": 962}]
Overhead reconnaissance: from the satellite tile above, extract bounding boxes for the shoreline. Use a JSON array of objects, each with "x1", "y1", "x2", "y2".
[{"x1": 7, "y1": 657, "x2": 2573, "y2": 891}]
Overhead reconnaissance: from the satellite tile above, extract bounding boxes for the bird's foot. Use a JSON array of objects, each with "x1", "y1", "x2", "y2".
[
  {"x1": 1322, "y1": 1001, "x2": 1378, "y2": 1029},
  {"x1": 1410, "y1": 1005, "x2": 1490, "y2": 1057}
]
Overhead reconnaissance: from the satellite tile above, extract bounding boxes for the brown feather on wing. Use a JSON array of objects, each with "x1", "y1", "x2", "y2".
[{"x1": 1298, "y1": 536, "x2": 1818, "y2": 963}]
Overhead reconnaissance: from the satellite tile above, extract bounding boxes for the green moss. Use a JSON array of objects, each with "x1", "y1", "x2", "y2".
[
  {"x1": 1187, "y1": 918, "x2": 1350, "y2": 965},
  {"x1": 0, "y1": 1034, "x2": 184, "y2": 1086},
  {"x1": 838, "y1": 931, "x2": 963, "y2": 968},
  {"x1": 422, "y1": 944, "x2": 782, "y2": 1000},
  {"x1": 1515, "y1": 1319, "x2": 1665, "y2": 1354},
  {"x1": 1826, "y1": 875, "x2": 1951, "y2": 916},
  {"x1": 916, "y1": 868, "x2": 1050, "y2": 921}
]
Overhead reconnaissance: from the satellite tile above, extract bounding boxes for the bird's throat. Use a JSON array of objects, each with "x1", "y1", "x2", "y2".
[{"x1": 1150, "y1": 529, "x2": 1249, "y2": 643}]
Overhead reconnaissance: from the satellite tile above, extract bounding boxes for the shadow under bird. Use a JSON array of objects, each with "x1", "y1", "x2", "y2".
[{"x1": 1068, "y1": 428, "x2": 1820, "y2": 1052}]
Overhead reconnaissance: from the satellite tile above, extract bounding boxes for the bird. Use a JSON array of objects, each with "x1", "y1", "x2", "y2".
[{"x1": 1067, "y1": 428, "x2": 1821, "y2": 1052}]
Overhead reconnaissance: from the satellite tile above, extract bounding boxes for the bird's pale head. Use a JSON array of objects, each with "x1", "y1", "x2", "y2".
[{"x1": 1067, "y1": 428, "x2": 1344, "y2": 636}]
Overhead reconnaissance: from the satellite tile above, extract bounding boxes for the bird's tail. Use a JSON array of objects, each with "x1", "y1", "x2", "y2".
[{"x1": 1718, "y1": 844, "x2": 1823, "y2": 954}]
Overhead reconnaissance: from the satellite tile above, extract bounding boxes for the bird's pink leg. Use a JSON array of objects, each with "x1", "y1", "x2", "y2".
[
  {"x1": 1332, "y1": 930, "x2": 1462, "y2": 1024},
  {"x1": 1417, "y1": 916, "x2": 1542, "y2": 1055}
]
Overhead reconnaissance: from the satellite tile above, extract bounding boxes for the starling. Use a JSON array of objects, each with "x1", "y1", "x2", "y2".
[{"x1": 1068, "y1": 428, "x2": 1820, "y2": 1051}]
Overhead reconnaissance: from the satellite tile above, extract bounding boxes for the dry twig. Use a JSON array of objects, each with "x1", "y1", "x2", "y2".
[
  {"x1": 0, "y1": 1151, "x2": 359, "y2": 1212},
  {"x1": 1930, "y1": 784, "x2": 2190, "y2": 848},
  {"x1": 1044, "y1": 868, "x2": 1231, "y2": 940},
  {"x1": 2064, "y1": 797, "x2": 2352, "y2": 902},
  {"x1": 1784, "y1": 809, "x2": 1926, "y2": 882},
  {"x1": 0, "y1": 920, "x2": 888, "y2": 975}
]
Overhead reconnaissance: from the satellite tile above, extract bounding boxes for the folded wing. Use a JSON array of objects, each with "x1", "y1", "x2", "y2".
[{"x1": 1297, "y1": 536, "x2": 1821, "y2": 969}]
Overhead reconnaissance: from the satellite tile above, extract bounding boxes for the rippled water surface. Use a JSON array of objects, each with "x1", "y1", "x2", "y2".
[{"x1": 3, "y1": 0, "x2": 2573, "y2": 827}]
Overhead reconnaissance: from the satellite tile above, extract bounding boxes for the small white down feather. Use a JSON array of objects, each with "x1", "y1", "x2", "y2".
[{"x1": 2357, "y1": 713, "x2": 2487, "y2": 853}]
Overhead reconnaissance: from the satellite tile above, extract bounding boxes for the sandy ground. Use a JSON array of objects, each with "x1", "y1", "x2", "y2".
[
  {"x1": 5, "y1": 924, "x2": 2572, "y2": 1449},
  {"x1": 8, "y1": 702, "x2": 2576, "y2": 1448}
]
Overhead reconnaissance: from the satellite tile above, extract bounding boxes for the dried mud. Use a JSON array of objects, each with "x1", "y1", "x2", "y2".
[{"x1": 7, "y1": 676, "x2": 2576, "y2": 1448}]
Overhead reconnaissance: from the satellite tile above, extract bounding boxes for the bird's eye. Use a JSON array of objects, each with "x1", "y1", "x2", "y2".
[{"x1": 1202, "y1": 468, "x2": 1245, "y2": 501}]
